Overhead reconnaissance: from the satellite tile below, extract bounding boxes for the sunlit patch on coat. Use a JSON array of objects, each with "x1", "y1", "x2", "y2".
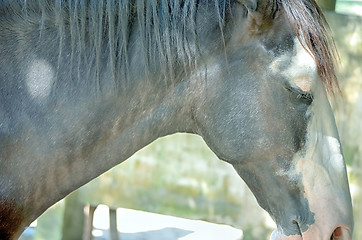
[
  {"x1": 26, "y1": 59, "x2": 54, "y2": 101},
  {"x1": 324, "y1": 136, "x2": 345, "y2": 172}
]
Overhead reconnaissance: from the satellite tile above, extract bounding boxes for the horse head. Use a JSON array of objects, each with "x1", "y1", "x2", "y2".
[{"x1": 193, "y1": 0, "x2": 353, "y2": 239}]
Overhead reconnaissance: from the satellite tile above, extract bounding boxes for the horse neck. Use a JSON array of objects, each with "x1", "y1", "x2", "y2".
[{"x1": 0, "y1": 15, "x2": 197, "y2": 237}]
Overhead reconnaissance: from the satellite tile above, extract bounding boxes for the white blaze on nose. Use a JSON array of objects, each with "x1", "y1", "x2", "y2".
[
  {"x1": 292, "y1": 78, "x2": 353, "y2": 239},
  {"x1": 26, "y1": 59, "x2": 55, "y2": 101},
  {"x1": 269, "y1": 38, "x2": 317, "y2": 92}
]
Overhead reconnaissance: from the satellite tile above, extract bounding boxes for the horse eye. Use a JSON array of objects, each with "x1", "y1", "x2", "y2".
[
  {"x1": 297, "y1": 91, "x2": 313, "y2": 101},
  {"x1": 284, "y1": 83, "x2": 314, "y2": 104}
]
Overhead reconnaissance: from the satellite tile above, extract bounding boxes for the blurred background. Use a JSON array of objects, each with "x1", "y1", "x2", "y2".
[{"x1": 19, "y1": 1, "x2": 361, "y2": 240}]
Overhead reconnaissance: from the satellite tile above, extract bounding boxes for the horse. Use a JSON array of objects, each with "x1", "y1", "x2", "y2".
[{"x1": 0, "y1": 0, "x2": 354, "y2": 239}]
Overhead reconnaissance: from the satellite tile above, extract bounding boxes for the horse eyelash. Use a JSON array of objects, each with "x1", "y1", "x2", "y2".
[
  {"x1": 297, "y1": 92, "x2": 313, "y2": 101},
  {"x1": 284, "y1": 83, "x2": 314, "y2": 102}
]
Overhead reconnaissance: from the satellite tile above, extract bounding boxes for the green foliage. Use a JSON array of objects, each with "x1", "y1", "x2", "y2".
[{"x1": 336, "y1": 0, "x2": 362, "y2": 16}]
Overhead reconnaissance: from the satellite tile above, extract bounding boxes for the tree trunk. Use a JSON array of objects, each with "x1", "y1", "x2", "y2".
[{"x1": 62, "y1": 192, "x2": 85, "y2": 240}]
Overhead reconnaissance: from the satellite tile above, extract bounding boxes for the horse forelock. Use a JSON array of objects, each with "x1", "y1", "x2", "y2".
[
  {"x1": 250, "y1": 0, "x2": 338, "y2": 93},
  {"x1": 280, "y1": 0, "x2": 339, "y2": 93}
]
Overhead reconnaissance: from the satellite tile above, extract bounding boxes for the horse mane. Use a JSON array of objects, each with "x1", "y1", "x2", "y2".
[
  {"x1": 1, "y1": 0, "x2": 220, "y2": 87},
  {"x1": 281, "y1": 0, "x2": 339, "y2": 93},
  {"x1": 1, "y1": 0, "x2": 338, "y2": 92}
]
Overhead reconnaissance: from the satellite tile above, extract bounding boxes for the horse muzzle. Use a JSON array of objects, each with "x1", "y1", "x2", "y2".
[{"x1": 270, "y1": 225, "x2": 352, "y2": 240}]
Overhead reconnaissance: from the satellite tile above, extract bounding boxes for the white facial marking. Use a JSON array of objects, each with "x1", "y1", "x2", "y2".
[
  {"x1": 269, "y1": 38, "x2": 317, "y2": 92},
  {"x1": 324, "y1": 136, "x2": 345, "y2": 172},
  {"x1": 26, "y1": 59, "x2": 54, "y2": 101},
  {"x1": 288, "y1": 79, "x2": 353, "y2": 238}
]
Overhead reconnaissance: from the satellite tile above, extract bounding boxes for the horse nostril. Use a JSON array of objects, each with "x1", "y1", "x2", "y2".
[{"x1": 330, "y1": 227, "x2": 343, "y2": 240}]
